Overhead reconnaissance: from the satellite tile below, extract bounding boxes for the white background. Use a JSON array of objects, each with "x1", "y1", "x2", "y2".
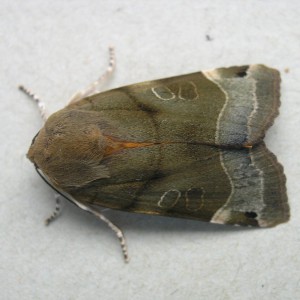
[{"x1": 1, "y1": 1, "x2": 300, "y2": 299}]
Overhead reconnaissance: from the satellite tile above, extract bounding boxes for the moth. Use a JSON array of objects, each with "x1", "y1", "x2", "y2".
[{"x1": 23, "y1": 48, "x2": 290, "y2": 262}]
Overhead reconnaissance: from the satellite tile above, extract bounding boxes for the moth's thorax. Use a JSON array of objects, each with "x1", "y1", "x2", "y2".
[{"x1": 27, "y1": 109, "x2": 110, "y2": 188}]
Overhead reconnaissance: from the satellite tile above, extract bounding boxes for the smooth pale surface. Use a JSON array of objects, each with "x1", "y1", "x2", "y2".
[{"x1": 1, "y1": 1, "x2": 300, "y2": 300}]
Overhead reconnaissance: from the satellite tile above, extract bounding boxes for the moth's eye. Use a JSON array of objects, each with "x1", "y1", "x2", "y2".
[
  {"x1": 244, "y1": 211, "x2": 257, "y2": 219},
  {"x1": 31, "y1": 131, "x2": 40, "y2": 146}
]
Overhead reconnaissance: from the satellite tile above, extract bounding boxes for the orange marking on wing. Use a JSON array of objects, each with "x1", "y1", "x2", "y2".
[
  {"x1": 243, "y1": 144, "x2": 253, "y2": 149},
  {"x1": 103, "y1": 135, "x2": 155, "y2": 156}
]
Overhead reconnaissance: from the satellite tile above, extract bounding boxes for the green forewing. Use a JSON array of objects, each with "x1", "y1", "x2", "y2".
[{"x1": 69, "y1": 64, "x2": 280, "y2": 147}]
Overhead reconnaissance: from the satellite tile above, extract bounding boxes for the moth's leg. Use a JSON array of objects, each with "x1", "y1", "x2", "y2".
[
  {"x1": 71, "y1": 199, "x2": 129, "y2": 263},
  {"x1": 45, "y1": 193, "x2": 62, "y2": 226},
  {"x1": 68, "y1": 46, "x2": 116, "y2": 104},
  {"x1": 19, "y1": 85, "x2": 48, "y2": 122}
]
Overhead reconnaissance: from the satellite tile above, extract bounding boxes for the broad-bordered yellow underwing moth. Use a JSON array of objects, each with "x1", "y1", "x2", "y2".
[{"x1": 23, "y1": 48, "x2": 290, "y2": 262}]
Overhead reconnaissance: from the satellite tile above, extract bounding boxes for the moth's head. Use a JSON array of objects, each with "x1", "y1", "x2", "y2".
[{"x1": 27, "y1": 109, "x2": 110, "y2": 188}]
